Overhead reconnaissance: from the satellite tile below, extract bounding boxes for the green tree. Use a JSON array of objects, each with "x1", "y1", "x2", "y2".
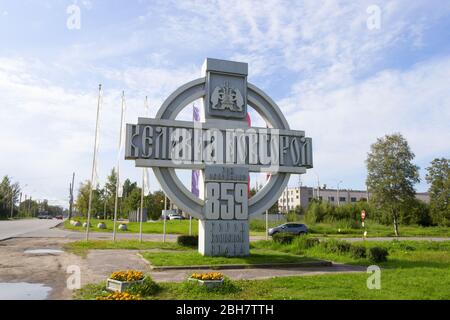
[
  {"x1": 144, "y1": 190, "x2": 167, "y2": 220},
  {"x1": 0, "y1": 176, "x2": 21, "y2": 219},
  {"x1": 366, "y1": 133, "x2": 420, "y2": 236},
  {"x1": 122, "y1": 187, "x2": 142, "y2": 218},
  {"x1": 104, "y1": 168, "x2": 118, "y2": 215},
  {"x1": 75, "y1": 180, "x2": 102, "y2": 217},
  {"x1": 426, "y1": 158, "x2": 450, "y2": 226}
]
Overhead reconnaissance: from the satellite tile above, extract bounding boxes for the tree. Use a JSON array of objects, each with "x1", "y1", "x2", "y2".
[
  {"x1": 426, "y1": 158, "x2": 450, "y2": 226},
  {"x1": 366, "y1": 133, "x2": 420, "y2": 236},
  {"x1": 0, "y1": 176, "x2": 21, "y2": 219},
  {"x1": 144, "y1": 190, "x2": 166, "y2": 220},
  {"x1": 104, "y1": 168, "x2": 118, "y2": 215},
  {"x1": 75, "y1": 181, "x2": 90, "y2": 216},
  {"x1": 75, "y1": 180, "x2": 102, "y2": 217},
  {"x1": 122, "y1": 187, "x2": 142, "y2": 218}
]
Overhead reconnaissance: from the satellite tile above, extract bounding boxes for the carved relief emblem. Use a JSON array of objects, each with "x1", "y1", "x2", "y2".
[{"x1": 211, "y1": 81, "x2": 244, "y2": 112}]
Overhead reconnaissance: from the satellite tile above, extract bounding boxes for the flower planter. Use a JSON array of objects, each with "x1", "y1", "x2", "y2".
[
  {"x1": 106, "y1": 278, "x2": 144, "y2": 293},
  {"x1": 188, "y1": 277, "x2": 224, "y2": 289}
]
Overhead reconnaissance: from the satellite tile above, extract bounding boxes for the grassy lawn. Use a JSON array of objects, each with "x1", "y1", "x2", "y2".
[
  {"x1": 307, "y1": 220, "x2": 450, "y2": 238},
  {"x1": 64, "y1": 218, "x2": 450, "y2": 238},
  {"x1": 63, "y1": 240, "x2": 185, "y2": 256},
  {"x1": 141, "y1": 249, "x2": 319, "y2": 267},
  {"x1": 64, "y1": 218, "x2": 199, "y2": 235},
  {"x1": 65, "y1": 218, "x2": 263, "y2": 236},
  {"x1": 74, "y1": 239, "x2": 450, "y2": 300}
]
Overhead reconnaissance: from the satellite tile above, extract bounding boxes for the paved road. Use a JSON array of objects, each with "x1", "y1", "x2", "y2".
[
  {"x1": 1, "y1": 219, "x2": 449, "y2": 243},
  {"x1": 0, "y1": 219, "x2": 62, "y2": 241}
]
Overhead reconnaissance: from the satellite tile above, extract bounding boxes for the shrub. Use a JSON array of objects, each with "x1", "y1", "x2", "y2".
[
  {"x1": 126, "y1": 276, "x2": 160, "y2": 296},
  {"x1": 293, "y1": 236, "x2": 320, "y2": 250},
  {"x1": 322, "y1": 239, "x2": 351, "y2": 254},
  {"x1": 286, "y1": 212, "x2": 301, "y2": 222},
  {"x1": 177, "y1": 235, "x2": 198, "y2": 247},
  {"x1": 350, "y1": 245, "x2": 367, "y2": 259},
  {"x1": 367, "y1": 246, "x2": 389, "y2": 262},
  {"x1": 272, "y1": 232, "x2": 295, "y2": 244}
]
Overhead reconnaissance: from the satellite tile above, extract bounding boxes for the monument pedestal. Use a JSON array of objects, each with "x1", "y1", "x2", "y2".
[{"x1": 198, "y1": 220, "x2": 249, "y2": 256}]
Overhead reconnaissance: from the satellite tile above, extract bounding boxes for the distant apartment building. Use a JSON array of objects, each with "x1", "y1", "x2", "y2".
[{"x1": 278, "y1": 186, "x2": 430, "y2": 212}]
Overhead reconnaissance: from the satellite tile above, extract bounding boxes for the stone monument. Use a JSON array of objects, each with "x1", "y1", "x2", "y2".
[{"x1": 125, "y1": 58, "x2": 313, "y2": 256}]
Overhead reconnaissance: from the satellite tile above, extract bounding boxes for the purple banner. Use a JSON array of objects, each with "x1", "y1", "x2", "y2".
[{"x1": 191, "y1": 103, "x2": 200, "y2": 197}]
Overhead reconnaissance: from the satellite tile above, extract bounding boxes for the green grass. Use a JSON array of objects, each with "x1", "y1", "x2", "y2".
[
  {"x1": 75, "y1": 239, "x2": 450, "y2": 300},
  {"x1": 63, "y1": 240, "x2": 185, "y2": 256},
  {"x1": 64, "y1": 218, "x2": 199, "y2": 235},
  {"x1": 65, "y1": 218, "x2": 265, "y2": 236},
  {"x1": 76, "y1": 267, "x2": 450, "y2": 300},
  {"x1": 141, "y1": 249, "x2": 318, "y2": 267},
  {"x1": 64, "y1": 217, "x2": 450, "y2": 238},
  {"x1": 307, "y1": 220, "x2": 450, "y2": 237}
]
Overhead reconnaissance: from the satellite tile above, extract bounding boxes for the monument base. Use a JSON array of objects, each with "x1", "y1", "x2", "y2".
[{"x1": 198, "y1": 220, "x2": 249, "y2": 256}]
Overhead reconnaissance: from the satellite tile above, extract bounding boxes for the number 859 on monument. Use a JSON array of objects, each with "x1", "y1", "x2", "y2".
[{"x1": 204, "y1": 183, "x2": 248, "y2": 220}]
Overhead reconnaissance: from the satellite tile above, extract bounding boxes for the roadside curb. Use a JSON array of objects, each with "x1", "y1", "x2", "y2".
[{"x1": 149, "y1": 260, "x2": 333, "y2": 271}]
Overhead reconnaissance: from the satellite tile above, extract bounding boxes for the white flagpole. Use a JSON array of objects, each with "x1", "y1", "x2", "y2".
[
  {"x1": 86, "y1": 84, "x2": 102, "y2": 241},
  {"x1": 139, "y1": 96, "x2": 150, "y2": 243},
  {"x1": 163, "y1": 195, "x2": 167, "y2": 243},
  {"x1": 113, "y1": 91, "x2": 126, "y2": 241},
  {"x1": 139, "y1": 170, "x2": 144, "y2": 243}
]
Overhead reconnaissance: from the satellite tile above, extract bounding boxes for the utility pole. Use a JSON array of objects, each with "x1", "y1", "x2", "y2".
[
  {"x1": 69, "y1": 172, "x2": 75, "y2": 220},
  {"x1": 10, "y1": 191, "x2": 14, "y2": 219},
  {"x1": 19, "y1": 192, "x2": 22, "y2": 216}
]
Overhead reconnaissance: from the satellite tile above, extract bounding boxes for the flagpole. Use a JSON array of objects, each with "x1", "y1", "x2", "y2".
[
  {"x1": 139, "y1": 96, "x2": 150, "y2": 243},
  {"x1": 112, "y1": 91, "x2": 125, "y2": 242},
  {"x1": 85, "y1": 84, "x2": 102, "y2": 241},
  {"x1": 139, "y1": 170, "x2": 144, "y2": 243}
]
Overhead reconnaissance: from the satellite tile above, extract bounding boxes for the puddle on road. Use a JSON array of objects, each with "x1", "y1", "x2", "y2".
[
  {"x1": 0, "y1": 282, "x2": 52, "y2": 300},
  {"x1": 24, "y1": 249, "x2": 64, "y2": 255}
]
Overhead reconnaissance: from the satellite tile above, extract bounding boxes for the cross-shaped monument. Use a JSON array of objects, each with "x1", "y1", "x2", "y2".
[{"x1": 125, "y1": 58, "x2": 313, "y2": 256}]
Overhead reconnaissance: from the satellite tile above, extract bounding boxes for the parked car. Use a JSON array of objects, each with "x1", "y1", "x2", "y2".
[
  {"x1": 268, "y1": 223, "x2": 308, "y2": 236},
  {"x1": 55, "y1": 215, "x2": 64, "y2": 220},
  {"x1": 169, "y1": 215, "x2": 183, "y2": 220},
  {"x1": 37, "y1": 214, "x2": 48, "y2": 219}
]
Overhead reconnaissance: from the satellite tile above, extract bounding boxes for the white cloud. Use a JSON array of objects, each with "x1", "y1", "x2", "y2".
[
  {"x1": 1, "y1": 0, "x2": 450, "y2": 206},
  {"x1": 0, "y1": 57, "x2": 198, "y2": 207},
  {"x1": 285, "y1": 56, "x2": 450, "y2": 191}
]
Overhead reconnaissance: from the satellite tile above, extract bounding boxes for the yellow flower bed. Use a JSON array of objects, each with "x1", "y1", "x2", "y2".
[
  {"x1": 97, "y1": 292, "x2": 141, "y2": 300},
  {"x1": 110, "y1": 270, "x2": 144, "y2": 282},
  {"x1": 190, "y1": 272, "x2": 223, "y2": 281}
]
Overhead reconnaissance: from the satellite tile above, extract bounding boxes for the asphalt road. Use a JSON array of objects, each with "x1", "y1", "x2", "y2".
[
  {"x1": 1, "y1": 219, "x2": 449, "y2": 242},
  {"x1": 0, "y1": 219, "x2": 63, "y2": 241}
]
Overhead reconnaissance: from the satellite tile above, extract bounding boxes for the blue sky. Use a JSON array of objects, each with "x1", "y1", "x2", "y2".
[{"x1": 0, "y1": 0, "x2": 449, "y2": 207}]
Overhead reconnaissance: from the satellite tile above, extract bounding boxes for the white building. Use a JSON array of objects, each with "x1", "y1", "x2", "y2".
[{"x1": 278, "y1": 186, "x2": 429, "y2": 212}]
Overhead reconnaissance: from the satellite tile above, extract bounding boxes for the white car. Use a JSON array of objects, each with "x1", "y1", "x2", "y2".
[{"x1": 169, "y1": 215, "x2": 183, "y2": 220}]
